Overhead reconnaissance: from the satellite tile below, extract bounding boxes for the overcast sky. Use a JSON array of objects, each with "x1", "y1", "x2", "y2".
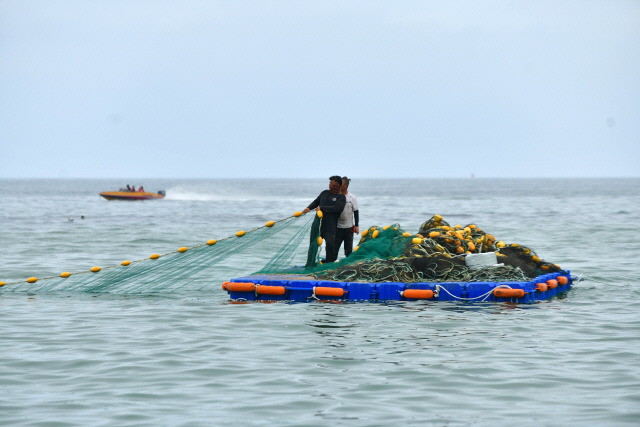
[{"x1": 1, "y1": 1, "x2": 638, "y2": 179}]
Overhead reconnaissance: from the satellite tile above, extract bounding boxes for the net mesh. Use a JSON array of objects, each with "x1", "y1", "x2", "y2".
[
  {"x1": 1, "y1": 213, "x2": 564, "y2": 294},
  {"x1": 258, "y1": 214, "x2": 563, "y2": 283}
]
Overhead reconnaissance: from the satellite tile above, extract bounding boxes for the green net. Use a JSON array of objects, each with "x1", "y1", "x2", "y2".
[
  {"x1": 1, "y1": 212, "x2": 564, "y2": 294},
  {"x1": 258, "y1": 214, "x2": 563, "y2": 283},
  {"x1": 1, "y1": 213, "x2": 316, "y2": 294}
]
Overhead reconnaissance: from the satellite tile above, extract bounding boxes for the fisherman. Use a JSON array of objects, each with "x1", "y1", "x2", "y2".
[
  {"x1": 302, "y1": 176, "x2": 346, "y2": 263},
  {"x1": 335, "y1": 176, "x2": 359, "y2": 258}
]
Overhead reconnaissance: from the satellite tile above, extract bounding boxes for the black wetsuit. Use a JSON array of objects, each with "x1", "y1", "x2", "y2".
[{"x1": 307, "y1": 190, "x2": 346, "y2": 262}]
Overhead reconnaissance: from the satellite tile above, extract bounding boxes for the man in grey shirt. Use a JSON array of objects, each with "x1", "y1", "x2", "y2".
[{"x1": 335, "y1": 176, "x2": 359, "y2": 258}]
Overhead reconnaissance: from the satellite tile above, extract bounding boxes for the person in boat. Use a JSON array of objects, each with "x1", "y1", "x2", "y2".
[
  {"x1": 302, "y1": 176, "x2": 346, "y2": 263},
  {"x1": 335, "y1": 176, "x2": 359, "y2": 258},
  {"x1": 126, "y1": 185, "x2": 132, "y2": 191},
  {"x1": 139, "y1": 186, "x2": 144, "y2": 192}
]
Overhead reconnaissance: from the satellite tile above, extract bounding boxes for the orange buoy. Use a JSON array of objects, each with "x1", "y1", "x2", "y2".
[
  {"x1": 27, "y1": 277, "x2": 37, "y2": 283},
  {"x1": 429, "y1": 231, "x2": 440, "y2": 238},
  {"x1": 265, "y1": 221, "x2": 275, "y2": 227},
  {"x1": 293, "y1": 211, "x2": 302, "y2": 217},
  {"x1": 178, "y1": 247, "x2": 188, "y2": 253},
  {"x1": 546, "y1": 279, "x2": 558, "y2": 289},
  {"x1": 493, "y1": 288, "x2": 525, "y2": 298},
  {"x1": 316, "y1": 210, "x2": 323, "y2": 218},
  {"x1": 150, "y1": 254, "x2": 160, "y2": 259},
  {"x1": 90, "y1": 266, "x2": 101, "y2": 273},
  {"x1": 225, "y1": 282, "x2": 256, "y2": 292},
  {"x1": 60, "y1": 272, "x2": 71, "y2": 278},
  {"x1": 121, "y1": 260, "x2": 131, "y2": 266},
  {"x1": 236, "y1": 230, "x2": 246, "y2": 237},
  {"x1": 372, "y1": 230, "x2": 379, "y2": 238},
  {"x1": 403, "y1": 289, "x2": 434, "y2": 299},
  {"x1": 256, "y1": 285, "x2": 286, "y2": 295},
  {"x1": 207, "y1": 239, "x2": 217, "y2": 246},
  {"x1": 557, "y1": 276, "x2": 569, "y2": 285},
  {"x1": 535, "y1": 282, "x2": 548, "y2": 292},
  {"x1": 314, "y1": 287, "x2": 345, "y2": 297}
]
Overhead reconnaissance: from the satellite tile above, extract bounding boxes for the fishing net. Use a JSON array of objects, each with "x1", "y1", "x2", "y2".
[
  {"x1": 259, "y1": 214, "x2": 563, "y2": 283},
  {"x1": 1, "y1": 212, "x2": 564, "y2": 294},
  {"x1": 0, "y1": 213, "x2": 316, "y2": 294}
]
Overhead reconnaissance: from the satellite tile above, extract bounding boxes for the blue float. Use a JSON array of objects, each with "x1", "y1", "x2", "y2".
[{"x1": 222, "y1": 271, "x2": 573, "y2": 303}]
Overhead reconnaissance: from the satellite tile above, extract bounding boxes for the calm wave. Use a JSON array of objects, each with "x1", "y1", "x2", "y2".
[{"x1": 1, "y1": 178, "x2": 639, "y2": 426}]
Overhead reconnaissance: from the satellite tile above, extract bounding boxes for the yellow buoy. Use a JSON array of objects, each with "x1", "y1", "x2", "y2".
[
  {"x1": 434, "y1": 214, "x2": 443, "y2": 221},
  {"x1": 532, "y1": 255, "x2": 541, "y2": 262},
  {"x1": 468, "y1": 242, "x2": 476, "y2": 251},
  {"x1": 178, "y1": 247, "x2": 188, "y2": 253},
  {"x1": 429, "y1": 231, "x2": 440, "y2": 238},
  {"x1": 27, "y1": 277, "x2": 37, "y2": 283},
  {"x1": 353, "y1": 246, "x2": 359, "y2": 252},
  {"x1": 383, "y1": 225, "x2": 391, "y2": 230},
  {"x1": 236, "y1": 230, "x2": 245, "y2": 237},
  {"x1": 372, "y1": 230, "x2": 379, "y2": 238},
  {"x1": 361, "y1": 229, "x2": 369, "y2": 237},
  {"x1": 150, "y1": 254, "x2": 160, "y2": 259},
  {"x1": 293, "y1": 211, "x2": 302, "y2": 217},
  {"x1": 60, "y1": 272, "x2": 71, "y2": 278},
  {"x1": 496, "y1": 241, "x2": 506, "y2": 248},
  {"x1": 464, "y1": 227, "x2": 471, "y2": 234},
  {"x1": 455, "y1": 224, "x2": 462, "y2": 229},
  {"x1": 317, "y1": 236, "x2": 323, "y2": 246},
  {"x1": 0, "y1": 281, "x2": 5, "y2": 287},
  {"x1": 91, "y1": 266, "x2": 101, "y2": 273},
  {"x1": 402, "y1": 232, "x2": 411, "y2": 237},
  {"x1": 316, "y1": 210, "x2": 323, "y2": 218},
  {"x1": 207, "y1": 239, "x2": 217, "y2": 246},
  {"x1": 121, "y1": 260, "x2": 131, "y2": 266},
  {"x1": 412, "y1": 238, "x2": 423, "y2": 245},
  {"x1": 265, "y1": 221, "x2": 275, "y2": 227}
]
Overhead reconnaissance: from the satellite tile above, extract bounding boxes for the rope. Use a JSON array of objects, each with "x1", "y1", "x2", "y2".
[{"x1": 434, "y1": 284, "x2": 514, "y2": 302}]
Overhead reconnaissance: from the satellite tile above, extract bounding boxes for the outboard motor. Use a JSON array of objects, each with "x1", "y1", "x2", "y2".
[{"x1": 158, "y1": 190, "x2": 166, "y2": 197}]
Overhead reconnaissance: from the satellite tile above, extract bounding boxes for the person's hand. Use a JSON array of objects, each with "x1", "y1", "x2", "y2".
[
  {"x1": 302, "y1": 208, "x2": 310, "y2": 213},
  {"x1": 354, "y1": 226, "x2": 360, "y2": 234}
]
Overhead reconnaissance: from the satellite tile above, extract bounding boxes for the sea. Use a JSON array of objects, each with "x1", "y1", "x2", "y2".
[{"x1": 1, "y1": 178, "x2": 639, "y2": 426}]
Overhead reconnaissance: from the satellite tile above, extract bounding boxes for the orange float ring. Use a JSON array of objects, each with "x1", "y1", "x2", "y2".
[
  {"x1": 314, "y1": 287, "x2": 345, "y2": 297},
  {"x1": 493, "y1": 288, "x2": 525, "y2": 298},
  {"x1": 403, "y1": 289, "x2": 435, "y2": 299},
  {"x1": 535, "y1": 282, "x2": 548, "y2": 292},
  {"x1": 256, "y1": 285, "x2": 286, "y2": 295},
  {"x1": 557, "y1": 276, "x2": 569, "y2": 285},
  {"x1": 225, "y1": 282, "x2": 256, "y2": 292},
  {"x1": 547, "y1": 279, "x2": 558, "y2": 289}
]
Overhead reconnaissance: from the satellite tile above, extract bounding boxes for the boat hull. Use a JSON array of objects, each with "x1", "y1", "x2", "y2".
[{"x1": 100, "y1": 191, "x2": 165, "y2": 201}]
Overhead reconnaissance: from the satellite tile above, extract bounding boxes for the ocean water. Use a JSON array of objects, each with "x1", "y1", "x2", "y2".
[{"x1": 1, "y1": 178, "x2": 639, "y2": 426}]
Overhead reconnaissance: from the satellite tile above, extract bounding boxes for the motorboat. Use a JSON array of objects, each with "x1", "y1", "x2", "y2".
[{"x1": 100, "y1": 188, "x2": 166, "y2": 201}]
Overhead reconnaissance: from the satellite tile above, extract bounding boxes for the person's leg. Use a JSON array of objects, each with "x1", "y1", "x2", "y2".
[
  {"x1": 343, "y1": 228, "x2": 353, "y2": 257},
  {"x1": 334, "y1": 228, "x2": 345, "y2": 259},
  {"x1": 324, "y1": 232, "x2": 338, "y2": 262}
]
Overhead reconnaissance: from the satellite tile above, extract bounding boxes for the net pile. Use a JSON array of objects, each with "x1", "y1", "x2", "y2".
[{"x1": 262, "y1": 215, "x2": 563, "y2": 283}]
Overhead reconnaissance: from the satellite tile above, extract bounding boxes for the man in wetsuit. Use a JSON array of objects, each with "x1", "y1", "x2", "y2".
[{"x1": 302, "y1": 176, "x2": 346, "y2": 263}]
